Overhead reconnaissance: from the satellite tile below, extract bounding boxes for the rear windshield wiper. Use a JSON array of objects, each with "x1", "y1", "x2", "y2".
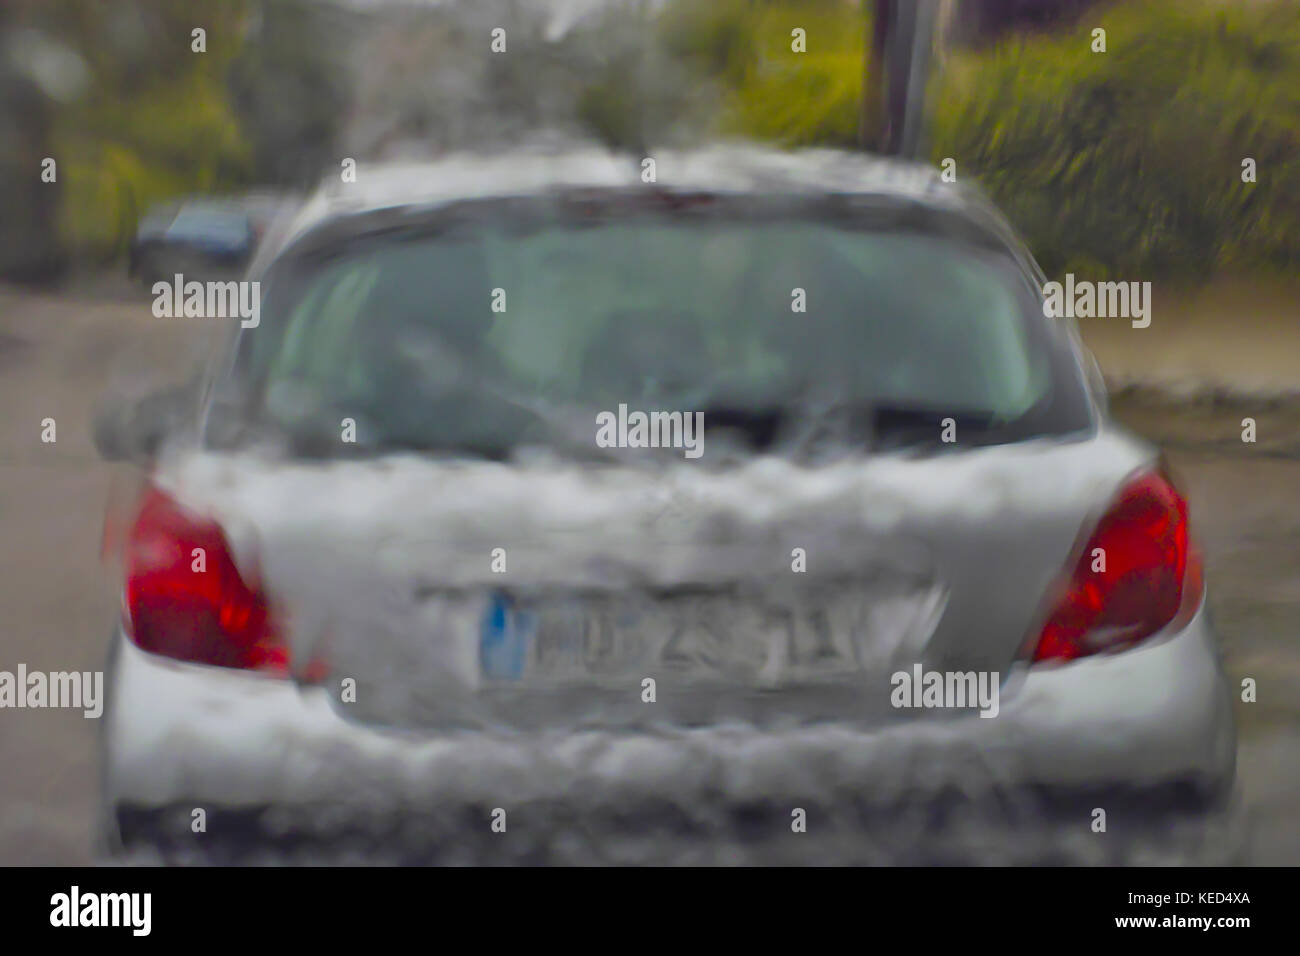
[{"x1": 866, "y1": 401, "x2": 1010, "y2": 451}]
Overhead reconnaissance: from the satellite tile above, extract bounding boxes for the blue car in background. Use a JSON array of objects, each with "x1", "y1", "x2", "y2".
[{"x1": 127, "y1": 197, "x2": 275, "y2": 287}]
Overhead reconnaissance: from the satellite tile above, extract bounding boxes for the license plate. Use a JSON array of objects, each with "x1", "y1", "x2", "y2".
[{"x1": 479, "y1": 589, "x2": 892, "y2": 687}]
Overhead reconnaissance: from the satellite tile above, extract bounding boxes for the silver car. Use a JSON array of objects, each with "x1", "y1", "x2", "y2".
[{"x1": 96, "y1": 145, "x2": 1236, "y2": 864}]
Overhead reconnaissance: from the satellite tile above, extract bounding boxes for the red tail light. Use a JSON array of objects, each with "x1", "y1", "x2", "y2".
[
  {"x1": 124, "y1": 486, "x2": 289, "y2": 673},
  {"x1": 1031, "y1": 468, "x2": 1203, "y2": 663}
]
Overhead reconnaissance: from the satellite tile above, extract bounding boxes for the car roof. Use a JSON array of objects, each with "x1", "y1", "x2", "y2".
[{"x1": 274, "y1": 142, "x2": 1000, "y2": 253}]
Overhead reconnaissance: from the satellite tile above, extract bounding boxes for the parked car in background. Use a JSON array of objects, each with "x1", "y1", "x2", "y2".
[{"x1": 128, "y1": 193, "x2": 291, "y2": 287}]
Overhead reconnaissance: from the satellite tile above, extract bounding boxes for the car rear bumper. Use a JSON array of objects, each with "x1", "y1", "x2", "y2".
[{"x1": 100, "y1": 601, "x2": 1238, "y2": 864}]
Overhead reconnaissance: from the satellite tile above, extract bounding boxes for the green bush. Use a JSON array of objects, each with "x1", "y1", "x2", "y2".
[
  {"x1": 928, "y1": 0, "x2": 1300, "y2": 278},
  {"x1": 656, "y1": 0, "x2": 1300, "y2": 279},
  {"x1": 42, "y1": 0, "x2": 252, "y2": 260},
  {"x1": 659, "y1": 0, "x2": 868, "y2": 149},
  {"x1": 56, "y1": 72, "x2": 249, "y2": 257}
]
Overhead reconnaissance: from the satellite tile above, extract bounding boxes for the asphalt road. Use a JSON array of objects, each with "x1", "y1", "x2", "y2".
[{"x1": 0, "y1": 277, "x2": 1296, "y2": 864}]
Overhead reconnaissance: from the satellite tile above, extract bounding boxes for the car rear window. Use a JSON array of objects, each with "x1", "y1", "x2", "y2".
[{"x1": 230, "y1": 195, "x2": 1093, "y2": 457}]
